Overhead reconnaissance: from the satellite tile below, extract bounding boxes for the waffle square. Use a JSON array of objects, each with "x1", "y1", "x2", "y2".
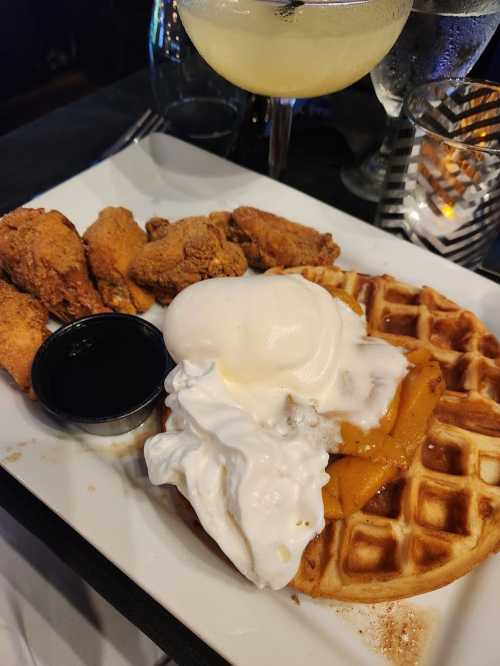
[{"x1": 268, "y1": 266, "x2": 500, "y2": 601}]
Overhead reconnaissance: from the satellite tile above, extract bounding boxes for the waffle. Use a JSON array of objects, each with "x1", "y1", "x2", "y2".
[{"x1": 268, "y1": 266, "x2": 500, "y2": 602}]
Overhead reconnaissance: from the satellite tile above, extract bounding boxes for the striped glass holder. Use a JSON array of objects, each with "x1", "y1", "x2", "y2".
[{"x1": 376, "y1": 79, "x2": 500, "y2": 269}]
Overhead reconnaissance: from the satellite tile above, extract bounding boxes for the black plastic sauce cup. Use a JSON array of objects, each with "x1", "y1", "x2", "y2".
[{"x1": 32, "y1": 313, "x2": 173, "y2": 436}]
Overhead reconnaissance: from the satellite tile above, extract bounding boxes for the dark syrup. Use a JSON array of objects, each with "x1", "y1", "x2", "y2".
[{"x1": 47, "y1": 325, "x2": 165, "y2": 419}]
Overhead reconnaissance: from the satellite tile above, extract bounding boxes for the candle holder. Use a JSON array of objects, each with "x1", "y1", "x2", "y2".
[{"x1": 376, "y1": 79, "x2": 500, "y2": 269}]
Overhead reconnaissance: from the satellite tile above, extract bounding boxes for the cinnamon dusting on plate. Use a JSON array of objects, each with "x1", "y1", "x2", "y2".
[
  {"x1": 332, "y1": 601, "x2": 437, "y2": 666},
  {"x1": 1, "y1": 451, "x2": 21, "y2": 464}
]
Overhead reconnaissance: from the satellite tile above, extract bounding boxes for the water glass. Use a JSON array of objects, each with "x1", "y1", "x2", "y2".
[
  {"x1": 342, "y1": 1, "x2": 500, "y2": 202},
  {"x1": 376, "y1": 79, "x2": 500, "y2": 269},
  {"x1": 149, "y1": 0, "x2": 249, "y2": 157}
]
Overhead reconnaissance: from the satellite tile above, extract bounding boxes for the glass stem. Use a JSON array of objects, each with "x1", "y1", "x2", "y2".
[
  {"x1": 359, "y1": 113, "x2": 401, "y2": 189},
  {"x1": 268, "y1": 97, "x2": 296, "y2": 179}
]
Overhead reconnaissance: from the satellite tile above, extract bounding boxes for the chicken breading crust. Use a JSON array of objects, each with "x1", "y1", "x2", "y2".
[
  {"x1": 0, "y1": 279, "x2": 50, "y2": 395},
  {"x1": 84, "y1": 207, "x2": 154, "y2": 314},
  {"x1": 228, "y1": 206, "x2": 340, "y2": 270},
  {"x1": 0, "y1": 208, "x2": 108, "y2": 322},
  {"x1": 131, "y1": 216, "x2": 248, "y2": 305}
]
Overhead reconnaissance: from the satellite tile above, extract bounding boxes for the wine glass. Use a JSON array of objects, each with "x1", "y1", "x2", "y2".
[
  {"x1": 150, "y1": 0, "x2": 249, "y2": 158},
  {"x1": 342, "y1": 0, "x2": 500, "y2": 202},
  {"x1": 175, "y1": 0, "x2": 413, "y2": 178}
]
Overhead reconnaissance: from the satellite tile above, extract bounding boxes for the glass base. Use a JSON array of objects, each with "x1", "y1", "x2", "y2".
[
  {"x1": 340, "y1": 149, "x2": 389, "y2": 203},
  {"x1": 161, "y1": 97, "x2": 242, "y2": 157}
]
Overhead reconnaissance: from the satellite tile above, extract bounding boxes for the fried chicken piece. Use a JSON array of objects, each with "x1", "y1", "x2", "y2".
[
  {"x1": 0, "y1": 279, "x2": 50, "y2": 395},
  {"x1": 227, "y1": 206, "x2": 340, "y2": 270},
  {"x1": 0, "y1": 208, "x2": 108, "y2": 322},
  {"x1": 146, "y1": 217, "x2": 170, "y2": 242},
  {"x1": 84, "y1": 207, "x2": 154, "y2": 314},
  {"x1": 208, "y1": 211, "x2": 233, "y2": 236},
  {"x1": 131, "y1": 216, "x2": 248, "y2": 304},
  {"x1": 146, "y1": 211, "x2": 231, "y2": 242}
]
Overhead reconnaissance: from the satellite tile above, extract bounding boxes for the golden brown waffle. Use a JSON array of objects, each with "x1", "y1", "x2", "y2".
[{"x1": 268, "y1": 266, "x2": 500, "y2": 602}]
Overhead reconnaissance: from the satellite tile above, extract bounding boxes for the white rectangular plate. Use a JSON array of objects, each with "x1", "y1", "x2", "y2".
[{"x1": 2, "y1": 134, "x2": 500, "y2": 666}]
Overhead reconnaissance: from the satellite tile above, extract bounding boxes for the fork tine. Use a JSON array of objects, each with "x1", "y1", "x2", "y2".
[
  {"x1": 139, "y1": 114, "x2": 165, "y2": 140},
  {"x1": 150, "y1": 115, "x2": 166, "y2": 134},
  {"x1": 101, "y1": 109, "x2": 153, "y2": 160},
  {"x1": 135, "y1": 113, "x2": 163, "y2": 142},
  {"x1": 157, "y1": 118, "x2": 168, "y2": 133},
  {"x1": 119, "y1": 109, "x2": 153, "y2": 143}
]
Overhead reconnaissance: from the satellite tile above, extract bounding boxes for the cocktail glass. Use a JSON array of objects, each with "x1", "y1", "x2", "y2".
[{"x1": 176, "y1": 0, "x2": 412, "y2": 178}]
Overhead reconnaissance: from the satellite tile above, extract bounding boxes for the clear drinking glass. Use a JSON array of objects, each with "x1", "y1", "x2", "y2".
[
  {"x1": 376, "y1": 78, "x2": 500, "y2": 269},
  {"x1": 174, "y1": 0, "x2": 412, "y2": 178},
  {"x1": 342, "y1": 0, "x2": 500, "y2": 202},
  {"x1": 150, "y1": 0, "x2": 249, "y2": 157}
]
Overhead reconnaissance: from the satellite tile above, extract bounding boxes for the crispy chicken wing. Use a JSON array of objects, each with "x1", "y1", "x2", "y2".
[
  {"x1": 0, "y1": 208, "x2": 108, "y2": 322},
  {"x1": 146, "y1": 211, "x2": 231, "y2": 242},
  {"x1": 84, "y1": 207, "x2": 154, "y2": 314},
  {"x1": 227, "y1": 206, "x2": 340, "y2": 270},
  {"x1": 146, "y1": 217, "x2": 170, "y2": 242},
  {"x1": 207, "y1": 211, "x2": 233, "y2": 237},
  {"x1": 0, "y1": 279, "x2": 50, "y2": 395},
  {"x1": 131, "y1": 216, "x2": 248, "y2": 304}
]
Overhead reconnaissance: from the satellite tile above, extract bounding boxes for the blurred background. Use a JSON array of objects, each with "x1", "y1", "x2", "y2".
[
  {"x1": 0, "y1": 0, "x2": 151, "y2": 136},
  {"x1": 1, "y1": 0, "x2": 499, "y2": 139}
]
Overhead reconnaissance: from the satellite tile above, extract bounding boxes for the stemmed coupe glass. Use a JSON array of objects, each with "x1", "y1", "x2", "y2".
[{"x1": 175, "y1": 0, "x2": 413, "y2": 178}]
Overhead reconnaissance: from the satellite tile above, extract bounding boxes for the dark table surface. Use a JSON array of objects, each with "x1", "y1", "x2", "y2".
[
  {"x1": 0, "y1": 69, "x2": 386, "y2": 219},
  {"x1": 0, "y1": 67, "x2": 498, "y2": 666}
]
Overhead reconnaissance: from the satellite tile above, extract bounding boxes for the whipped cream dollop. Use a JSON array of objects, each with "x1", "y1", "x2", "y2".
[{"x1": 145, "y1": 274, "x2": 407, "y2": 589}]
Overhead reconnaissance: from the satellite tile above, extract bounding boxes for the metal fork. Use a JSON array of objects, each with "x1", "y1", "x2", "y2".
[{"x1": 101, "y1": 109, "x2": 166, "y2": 160}]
